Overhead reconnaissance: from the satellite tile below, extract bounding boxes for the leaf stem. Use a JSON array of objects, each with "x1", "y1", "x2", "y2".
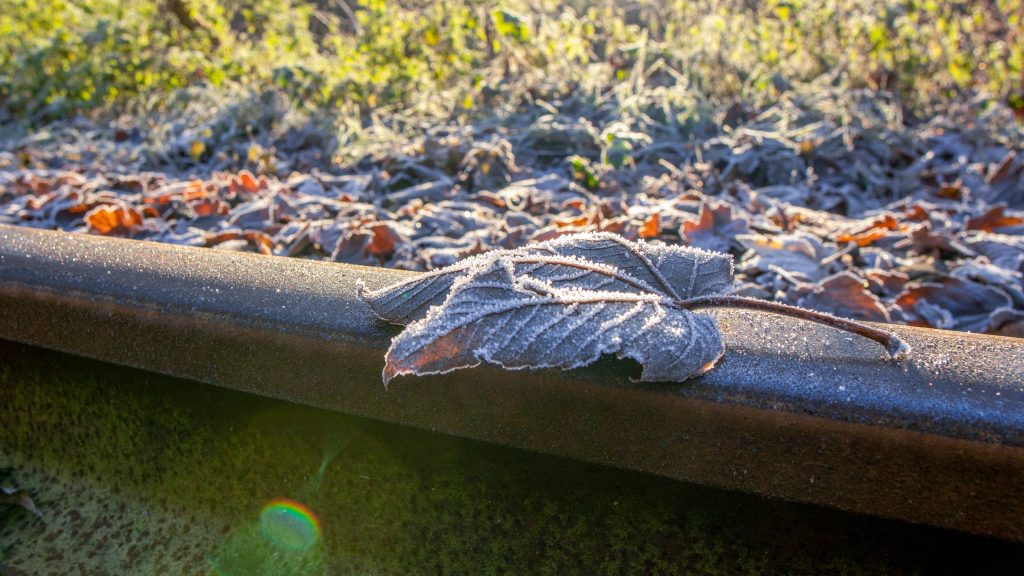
[{"x1": 672, "y1": 295, "x2": 911, "y2": 359}]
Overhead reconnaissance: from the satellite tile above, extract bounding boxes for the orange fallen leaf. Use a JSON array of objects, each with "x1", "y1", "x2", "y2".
[
  {"x1": 965, "y1": 205, "x2": 1024, "y2": 233},
  {"x1": 240, "y1": 171, "x2": 258, "y2": 193},
  {"x1": 145, "y1": 180, "x2": 206, "y2": 205},
  {"x1": 206, "y1": 230, "x2": 243, "y2": 247},
  {"x1": 245, "y1": 230, "x2": 274, "y2": 255},
  {"x1": 681, "y1": 202, "x2": 748, "y2": 252},
  {"x1": 230, "y1": 170, "x2": 261, "y2": 194},
  {"x1": 85, "y1": 205, "x2": 143, "y2": 235},
  {"x1": 191, "y1": 198, "x2": 230, "y2": 217},
  {"x1": 473, "y1": 191, "x2": 506, "y2": 209},
  {"x1": 67, "y1": 200, "x2": 96, "y2": 214},
  {"x1": 561, "y1": 198, "x2": 587, "y2": 211},
  {"x1": 553, "y1": 215, "x2": 591, "y2": 228},
  {"x1": 638, "y1": 213, "x2": 659, "y2": 238},
  {"x1": 903, "y1": 204, "x2": 931, "y2": 222},
  {"x1": 836, "y1": 227, "x2": 890, "y2": 247}
]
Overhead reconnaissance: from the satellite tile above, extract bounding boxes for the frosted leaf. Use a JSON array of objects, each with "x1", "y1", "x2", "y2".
[
  {"x1": 382, "y1": 259, "x2": 724, "y2": 385},
  {"x1": 359, "y1": 232, "x2": 733, "y2": 324},
  {"x1": 363, "y1": 232, "x2": 909, "y2": 387}
]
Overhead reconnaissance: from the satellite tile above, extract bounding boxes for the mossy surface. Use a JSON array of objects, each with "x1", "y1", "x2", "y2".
[{"x1": 1, "y1": 340, "x2": 1022, "y2": 575}]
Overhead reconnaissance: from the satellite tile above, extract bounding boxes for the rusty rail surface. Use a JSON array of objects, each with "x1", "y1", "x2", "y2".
[{"x1": 1, "y1": 224, "x2": 1023, "y2": 540}]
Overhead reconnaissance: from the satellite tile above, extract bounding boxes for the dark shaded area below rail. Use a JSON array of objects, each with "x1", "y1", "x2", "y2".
[
  {"x1": 1, "y1": 224, "x2": 1023, "y2": 541},
  {"x1": 4, "y1": 340, "x2": 1024, "y2": 575}
]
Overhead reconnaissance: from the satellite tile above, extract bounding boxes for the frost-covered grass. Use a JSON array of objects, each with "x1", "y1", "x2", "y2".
[{"x1": 1, "y1": 0, "x2": 1021, "y2": 130}]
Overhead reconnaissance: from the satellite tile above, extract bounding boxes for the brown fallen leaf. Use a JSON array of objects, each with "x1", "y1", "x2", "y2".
[
  {"x1": 599, "y1": 216, "x2": 632, "y2": 236},
  {"x1": 934, "y1": 180, "x2": 964, "y2": 200},
  {"x1": 332, "y1": 229, "x2": 380, "y2": 265},
  {"x1": 894, "y1": 222, "x2": 975, "y2": 256},
  {"x1": 737, "y1": 233, "x2": 835, "y2": 282},
  {"x1": 895, "y1": 278, "x2": 1014, "y2": 332},
  {"x1": 837, "y1": 227, "x2": 890, "y2": 247},
  {"x1": 984, "y1": 150, "x2": 1024, "y2": 207},
  {"x1": 902, "y1": 203, "x2": 933, "y2": 222},
  {"x1": 864, "y1": 269, "x2": 911, "y2": 297},
  {"x1": 331, "y1": 222, "x2": 409, "y2": 265},
  {"x1": 681, "y1": 201, "x2": 749, "y2": 253},
  {"x1": 365, "y1": 222, "x2": 406, "y2": 261},
  {"x1": 791, "y1": 272, "x2": 891, "y2": 322},
  {"x1": 191, "y1": 197, "x2": 231, "y2": 217},
  {"x1": 244, "y1": 230, "x2": 274, "y2": 255},
  {"x1": 965, "y1": 205, "x2": 1024, "y2": 234}
]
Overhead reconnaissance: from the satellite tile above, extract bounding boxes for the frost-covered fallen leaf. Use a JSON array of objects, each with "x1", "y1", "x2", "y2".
[
  {"x1": 789, "y1": 272, "x2": 891, "y2": 322},
  {"x1": 380, "y1": 259, "x2": 724, "y2": 384},
  {"x1": 680, "y1": 201, "x2": 749, "y2": 253},
  {"x1": 895, "y1": 278, "x2": 1013, "y2": 332},
  {"x1": 360, "y1": 233, "x2": 910, "y2": 385},
  {"x1": 359, "y1": 232, "x2": 733, "y2": 325}
]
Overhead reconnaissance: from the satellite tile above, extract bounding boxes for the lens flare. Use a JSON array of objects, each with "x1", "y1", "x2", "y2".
[{"x1": 259, "y1": 499, "x2": 321, "y2": 552}]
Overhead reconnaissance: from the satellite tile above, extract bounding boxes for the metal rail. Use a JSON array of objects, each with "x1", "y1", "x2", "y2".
[{"x1": 2, "y1": 224, "x2": 1023, "y2": 540}]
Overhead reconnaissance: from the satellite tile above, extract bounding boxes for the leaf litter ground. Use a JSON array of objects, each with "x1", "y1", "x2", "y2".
[{"x1": 1, "y1": 89, "x2": 1023, "y2": 339}]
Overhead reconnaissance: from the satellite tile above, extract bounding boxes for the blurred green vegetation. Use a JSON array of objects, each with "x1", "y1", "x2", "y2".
[{"x1": 0, "y1": 0, "x2": 1021, "y2": 125}]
